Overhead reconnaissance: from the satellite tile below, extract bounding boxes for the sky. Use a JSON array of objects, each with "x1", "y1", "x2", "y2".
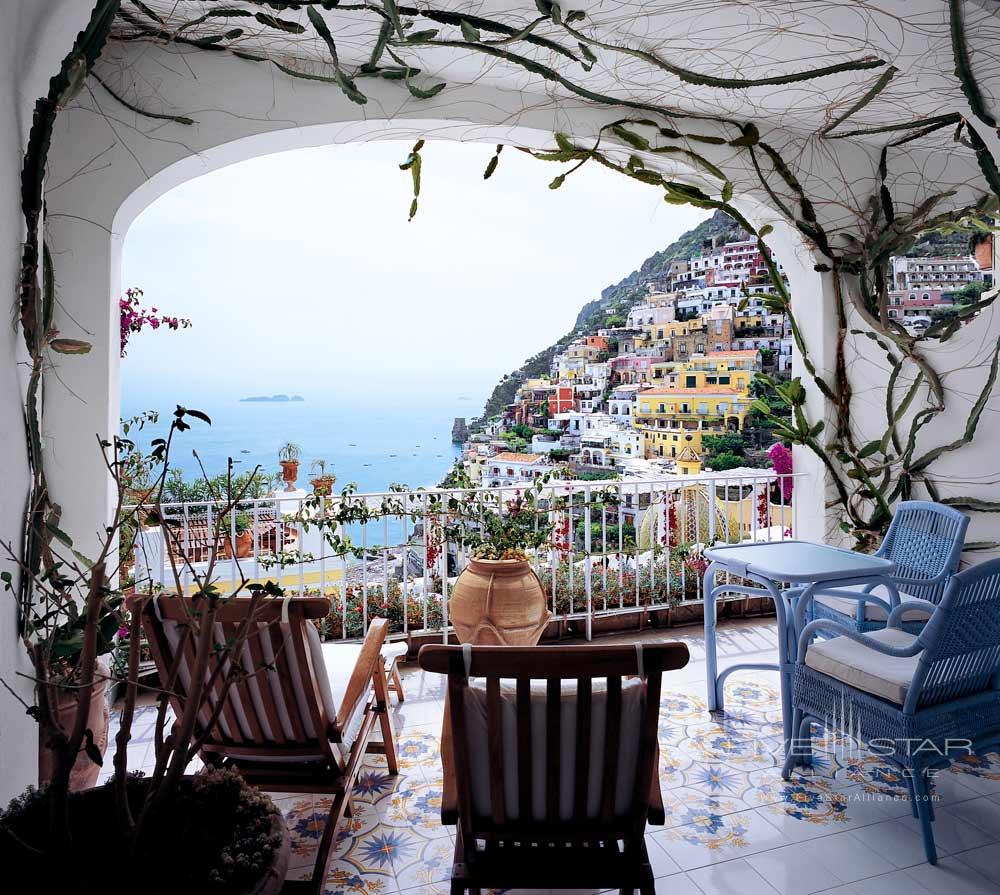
[{"x1": 121, "y1": 140, "x2": 707, "y2": 407}]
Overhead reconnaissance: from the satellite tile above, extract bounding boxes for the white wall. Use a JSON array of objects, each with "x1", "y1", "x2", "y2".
[{"x1": 0, "y1": 0, "x2": 99, "y2": 807}]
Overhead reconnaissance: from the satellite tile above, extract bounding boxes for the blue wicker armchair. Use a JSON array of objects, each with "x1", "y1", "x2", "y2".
[
  {"x1": 784, "y1": 558, "x2": 1000, "y2": 864},
  {"x1": 809, "y1": 501, "x2": 969, "y2": 634}
]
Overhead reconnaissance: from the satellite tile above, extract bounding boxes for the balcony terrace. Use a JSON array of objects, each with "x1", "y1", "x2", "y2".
[
  {"x1": 105, "y1": 618, "x2": 1000, "y2": 895},
  {"x1": 4, "y1": 1, "x2": 1000, "y2": 893}
]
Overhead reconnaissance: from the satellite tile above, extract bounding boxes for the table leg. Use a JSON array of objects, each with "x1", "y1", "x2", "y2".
[
  {"x1": 767, "y1": 579, "x2": 794, "y2": 752},
  {"x1": 704, "y1": 561, "x2": 721, "y2": 713}
]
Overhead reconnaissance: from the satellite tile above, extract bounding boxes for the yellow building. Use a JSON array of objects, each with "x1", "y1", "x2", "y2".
[
  {"x1": 649, "y1": 350, "x2": 759, "y2": 390},
  {"x1": 676, "y1": 445, "x2": 703, "y2": 475},
  {"x1": 633, "y1": 383, "x2": 751, "y2": 459},
  {"x1": 734, "y1": 311, "x2": 766, "y2": 329}
]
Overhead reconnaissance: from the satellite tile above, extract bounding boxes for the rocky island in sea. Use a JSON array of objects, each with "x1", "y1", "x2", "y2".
[{"x1": 240, "y1": 394, "x2": 305, "y2": 403}]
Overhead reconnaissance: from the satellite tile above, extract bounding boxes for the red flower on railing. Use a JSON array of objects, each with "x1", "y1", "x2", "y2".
[
  {"x1": 757, "y1": 487, "x2": 770, "y2": 529},
  {"x1": 667, "y1": 494, "x2": 680, "y2": 548},
  {"x1": 120, "y1": 287, "x2": 191, "y2": 357},
  {"x1": 424, "y1": 520, "x2": 443, "y2": 570},
  {"x1": 550, "y1": 512, "x2": 571, "y2": 558}
]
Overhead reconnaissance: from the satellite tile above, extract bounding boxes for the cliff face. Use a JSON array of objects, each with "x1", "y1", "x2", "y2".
[
  {"x1": 451, "y1": 417, "x2": 469, "y2": 443},
  {"x1": 476, "y1": 210, "x2": 737, "y2": 425}
]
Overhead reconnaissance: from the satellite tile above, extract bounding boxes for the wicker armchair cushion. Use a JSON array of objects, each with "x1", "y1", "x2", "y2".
[
  {"x1": 804, "y1": 628, "x2": 922, "y2": 704},
  {"x1": 461, "y1": 677, "x2": 644, "y2": 821},
  {"x1": 814, "y1": 590, "x2": 930, "y2": 622}
]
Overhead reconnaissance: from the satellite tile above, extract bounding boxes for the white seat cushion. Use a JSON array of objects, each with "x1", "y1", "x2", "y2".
[
  {"x1": 804, "y1": 628, "x2": 922, "y2": 705},
  {"x1": 381, "y1": 641, "x2": 408, "y2": 663},
  {"x1": 814, "y1": 589, "x2": 931, "y2": 623},
  {"x1": 314, "y1": 635, "x2": 372, "y2": 751},
  {"x1": 461, "y1": 677, "x2": 644, "y2": 821}
]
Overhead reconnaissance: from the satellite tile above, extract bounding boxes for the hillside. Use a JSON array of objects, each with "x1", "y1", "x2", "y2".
[
  {"x1": 476, "y1": 211, "x2": 737, "y2": 423},
  {"x1": 474, "y1": 210, "x2": 976, "y2": 425}
]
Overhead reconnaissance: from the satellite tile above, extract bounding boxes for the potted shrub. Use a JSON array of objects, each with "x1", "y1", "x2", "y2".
[
  {"x1": 33, "y1": 602, "x2": 119, "y2": 792},
  {"x1": 0, "y1": 407, "x2": 291, "y2": 893},
  {"x1": 442, "y1": 484, "x2": 558, "y2": 646},
  {"x1": 221, "y1": 511, "x2": 254, "y2": 559},
  {"x1": 309, "y1": 458, "x2": 337, "y2": 496},
  {"x1": 278, "y1": 441, "x2": 301, "y2": 491}
]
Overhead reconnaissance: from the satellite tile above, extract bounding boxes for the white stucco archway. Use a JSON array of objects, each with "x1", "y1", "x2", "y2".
[{"x1": 42, "y1": 40, "x2": 841, "y2": 563}]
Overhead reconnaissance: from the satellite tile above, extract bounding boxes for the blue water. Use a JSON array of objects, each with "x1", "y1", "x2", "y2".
[{"x1": 119, "y1": 391, "x2": 468, "y2": 495}]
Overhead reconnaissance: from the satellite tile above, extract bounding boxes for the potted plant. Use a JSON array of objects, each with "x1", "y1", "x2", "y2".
[
  {"x1": 278, "y1": 441, "x2": 301, "y2": 491},
  {"x1": 442, "y1": 485, "x2": 557, "y2": 646},
  {"x1": 0, "y1": 407, "x2": 290, "y2": 893},
  {"x1": 221, "y1": 511, "x2": 254, "y2": 559},
  {"x1": 309, "y1": 458, "x2": 337, "y2": 496}
]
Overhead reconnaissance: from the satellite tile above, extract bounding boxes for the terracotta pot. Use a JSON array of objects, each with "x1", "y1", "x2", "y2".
[
  {"x1": 449, "y1": 558, "x2": 551, "y2": 645},
  {"x1": 310, "y1": 474, "x2": 336, "y2": 496},
  {"x1": 38, "y1": 659, "x2": 110, "y2": 792},
  {"x1": 223, "y1": 530, "x2": 253, "y2": 559},
  {"x1": 279, "y1": 459, "x2": 299, "y2": 490}
]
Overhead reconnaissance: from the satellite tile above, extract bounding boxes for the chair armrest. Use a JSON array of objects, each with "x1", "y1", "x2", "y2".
[
  {"x1": 797, "y1": 618, "x2": 924, "y2": 664},
  {"x1": 891, "y1": 572, "x2": 949, "y2": 588},
  {"x1": 334, "y1": 618, "x2": 388, "y2": 735},
  {"x1": 887, "y1": 598, "x2": 938, "y2": 626},
  {"x1": 808, "y1": 587, "x2": 894, "y2": 612},
  {"x1": 794, "y1": 587, "x2": 893, "y2": 633}
]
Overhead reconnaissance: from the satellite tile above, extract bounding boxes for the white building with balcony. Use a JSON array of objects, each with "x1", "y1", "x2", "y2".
[
  {"x1": 608, "y1": 384, "x2": 640, "y2": 424},
  {"x1": 892, "y1": 255, "x2": 982, "y2": 291},
  {"x1": 484, "y1": 452, "x2": 556, "y2": 487},
  {"x1": 626, "y1": 300, "x2": 676, "y2": 329}
]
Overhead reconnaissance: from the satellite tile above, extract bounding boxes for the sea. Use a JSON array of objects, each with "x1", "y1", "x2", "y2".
[{"x1": 119, "y1": 391, "x2": 469, "y2": 496}]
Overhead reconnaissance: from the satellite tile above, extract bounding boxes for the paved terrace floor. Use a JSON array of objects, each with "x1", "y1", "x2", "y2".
[{"x1": 106, "y1": 618, "x2": 1000, "y2": 895}]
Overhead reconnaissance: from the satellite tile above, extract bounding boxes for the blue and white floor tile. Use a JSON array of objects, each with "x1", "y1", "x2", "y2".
[{"x1": 104, "y1": 619, "x2": 1000, "y2": 894}]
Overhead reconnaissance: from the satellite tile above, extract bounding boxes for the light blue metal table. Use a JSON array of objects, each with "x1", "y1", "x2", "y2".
[{"x1": 703, "y1": 540, "x2": 898, "y2": 749}]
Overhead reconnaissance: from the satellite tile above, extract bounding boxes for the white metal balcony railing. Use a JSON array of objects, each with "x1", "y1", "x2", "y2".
[{"x1": 128, "y1": 471, "x2": 800, "y2": 643}]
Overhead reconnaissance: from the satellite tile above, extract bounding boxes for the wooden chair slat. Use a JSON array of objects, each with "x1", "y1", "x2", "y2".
[
  {"x1": 244, "y1": 623, "x2": 285, "y2": 745},
  {"x1": 266, "y1": 621, "x2": 308, "y2": 743},
  {"x1": 486, "y1": 675, "x2": 506, "y2": 825},
  {"x1": 223, "y1": 621, "x2": 265, "y2": 743},
  {"x1": 545, "y1": 676, "x2": 560, "y2": 822},
  {"x1": 516, "y1": 676, "x2": 532, "y2": 820},
  {"x1": 631, "y1": 653, "x2": 665, "y2": 834},
  {"x1": 573, "y1": 676, "x2": 592, "y2": 821},
  {"x1": 287, "y1": 606, "x2": 335, "y2": 760},
  {"x1": 600, "y1": 674, "x2": 622, "y2": 818}
]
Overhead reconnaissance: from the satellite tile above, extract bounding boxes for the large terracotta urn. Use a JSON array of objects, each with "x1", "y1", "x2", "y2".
[
  {"x1": 449, "y1": 558, "x2": 551, "y2": 645},
  {"x1": 38, "y1": 658, "x2": 111, "y2": 791}
]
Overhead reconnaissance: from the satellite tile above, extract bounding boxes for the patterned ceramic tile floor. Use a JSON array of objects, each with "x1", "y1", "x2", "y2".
[{"x1": 106, "y1": 618, "x2": 1000, "y2": 895}]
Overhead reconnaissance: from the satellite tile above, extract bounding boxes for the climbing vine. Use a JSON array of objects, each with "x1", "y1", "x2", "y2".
[{"x1": 13, "y1": 0, "x2": 1000, "y2": 625}]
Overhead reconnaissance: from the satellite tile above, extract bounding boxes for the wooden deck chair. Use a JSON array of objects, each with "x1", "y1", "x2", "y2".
[
  {"x1": 143, "y1": 596, "x2": 399, "y2": 895},
  {"x1": 419, "y1": 641, "x2": 690, "y2": 895}
]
